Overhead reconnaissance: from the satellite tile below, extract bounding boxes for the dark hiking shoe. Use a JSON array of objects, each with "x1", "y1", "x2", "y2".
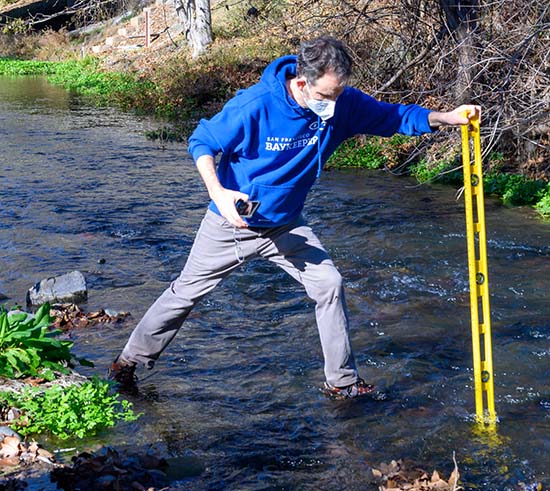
[
  {"x1": 108, "y1": 357, "x2": 138, "y2": 390},
  {"x1": 323, "y1": 377, "x2": 376, "y2": 400}
]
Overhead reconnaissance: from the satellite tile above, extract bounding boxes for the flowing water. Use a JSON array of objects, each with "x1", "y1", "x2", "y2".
[{"x1": 0, "y1": 76, "x2": 548, "y2": 490}]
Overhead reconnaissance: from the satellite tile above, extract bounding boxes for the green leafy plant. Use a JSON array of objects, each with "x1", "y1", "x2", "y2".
[
  {"x1": 409, "y1": 158, "x2": 456, "y2": 183},
  {"x1": 1, "y1": 18, "x2": 29, "y2": 35},
  {"x1": 328, "y1": 136, "x2": 386, "y2": 169},
  {"x1": 484, "y1": 173, "x2": 547, "y2": 205},
  {"x1": 0, "y1": 377, "x2": 140, "y2": 439},
  {"x1": 534, "y1": 190, "x2": 550, "y2": 219},
  {"x1": 0, "y1": 303, "x2": 88, "y2": 379},
  {"x1": 327, "y1": 134, "x2": 417, "y2": 171}
]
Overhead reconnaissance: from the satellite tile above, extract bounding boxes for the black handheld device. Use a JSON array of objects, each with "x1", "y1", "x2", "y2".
[{"x1": 235, "y1": 199, "x2": 260, "y2": 218}]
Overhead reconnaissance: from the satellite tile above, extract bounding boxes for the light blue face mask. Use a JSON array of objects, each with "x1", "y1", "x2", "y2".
[{"x1": 303, "y1": 82, "x2": 336, "y2": 121}]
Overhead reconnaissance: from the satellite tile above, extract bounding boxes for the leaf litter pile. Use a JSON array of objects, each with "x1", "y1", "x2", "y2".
[
  {"x1": 370, "y1": 458, "x2": 461, "y2": 491},
  {"x1": 49, "y1": 303, "x2": 130, "y2": 331},
  {"x1": 0, "y1": 435, "x2": 54, "y2": 467}
]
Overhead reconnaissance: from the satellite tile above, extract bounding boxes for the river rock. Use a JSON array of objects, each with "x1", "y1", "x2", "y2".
[
  {"x1": 0, "y1": 426, "x2": 22, "y2": 442},
  {"x1": 26, "y1": 271, "x2": 87, "y2": 307}
]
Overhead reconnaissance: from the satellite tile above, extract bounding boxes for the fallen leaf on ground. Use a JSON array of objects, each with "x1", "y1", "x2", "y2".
[
  {"x1": 372, "y1": 458, "x2": 463, "y2": 491},
  {"x1": 50, "y1": 303, "x2": 130, "y2": 331}
]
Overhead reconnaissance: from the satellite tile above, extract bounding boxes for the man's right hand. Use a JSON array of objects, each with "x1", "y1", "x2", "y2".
[
  {"x1": 210, "y1": 187, "x2": 250, "y2": 228},
  {"x1": 195, "y1": 154, "x2": 249, "y2": 228}
]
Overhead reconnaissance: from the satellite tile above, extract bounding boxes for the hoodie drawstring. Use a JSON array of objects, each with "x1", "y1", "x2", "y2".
[{"x1": 316, "y1": 116, "x2": 323, "y2": 178}]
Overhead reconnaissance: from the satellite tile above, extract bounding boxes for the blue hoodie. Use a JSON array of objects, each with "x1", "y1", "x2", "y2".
[{"x1": 188, "y1": 55, "x2": 434, "y2": 227}]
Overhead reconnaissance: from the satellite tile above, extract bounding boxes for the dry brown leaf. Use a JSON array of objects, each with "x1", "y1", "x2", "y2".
[
  {"x1": 372, "y1": 468, "x2": 383, "y2": 478},
  {"x1": 37, "y1": 447, "x2": 54, "y2": 459},
  {"x1": 22, "y1": 377, "x2": 46, "y2": 386},
  {"x1": 430, "y1": 479, "x2": 450, "y2": 490},
  {"x1": 448, "y1": 467, "x2": 460, "y2": 488},
  {"x1": 1, "y1": 436, "x2": 21, "y2": 458},
  {"x1": 0, "y1": 455, "x2": 20, "y2": 466}
]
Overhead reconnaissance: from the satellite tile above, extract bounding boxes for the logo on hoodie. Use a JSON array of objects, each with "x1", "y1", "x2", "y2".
[{"x1": 264, "y1": 121, "x2": 325, "y2": 152}]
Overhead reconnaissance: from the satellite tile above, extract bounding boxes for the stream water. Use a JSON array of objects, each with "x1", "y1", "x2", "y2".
[{"x1": 0, "y1": 76, "x2": 548, "y2": 490}]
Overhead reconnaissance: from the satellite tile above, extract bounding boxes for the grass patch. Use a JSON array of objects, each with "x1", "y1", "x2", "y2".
[{"x1": 408, "y1": 157, "x2": 464, "y2": 185}]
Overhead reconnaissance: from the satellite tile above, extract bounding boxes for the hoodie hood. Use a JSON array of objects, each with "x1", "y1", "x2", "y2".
[{"x1": 259, "y1": 55, "x2": 310, "y2": 119}]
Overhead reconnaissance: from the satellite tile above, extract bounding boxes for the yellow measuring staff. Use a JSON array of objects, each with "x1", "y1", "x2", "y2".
[{"x1": 460, "y1": 112, "x2": 497, "y2": 426}]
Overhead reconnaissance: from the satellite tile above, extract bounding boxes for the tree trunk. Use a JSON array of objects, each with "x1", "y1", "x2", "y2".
[
  {"x1": 439, "y1": 0, "x2": 479, "y2": 103},
  {"x1": 174, "y1": 0, "x2": 212, "y2": 58}
]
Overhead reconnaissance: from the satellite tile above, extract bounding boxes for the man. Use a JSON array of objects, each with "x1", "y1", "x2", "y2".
[{"x1": 110, "y1": 36, "x2": 479, "y2": 399}]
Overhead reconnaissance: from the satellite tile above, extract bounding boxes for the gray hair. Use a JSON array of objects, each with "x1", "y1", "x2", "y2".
[{"x1": 296, "y1": 36, "x2": 353, "y2": 85}]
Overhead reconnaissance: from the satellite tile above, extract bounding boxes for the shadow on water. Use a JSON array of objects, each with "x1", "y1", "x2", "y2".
[{"x1": 0, "y1": 76, "x2": 548, "y2": 490}]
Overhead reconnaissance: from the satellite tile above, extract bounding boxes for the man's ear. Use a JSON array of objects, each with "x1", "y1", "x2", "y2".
[{"x1": 295, "y1": 77, "x2": 307, "y2": 89}]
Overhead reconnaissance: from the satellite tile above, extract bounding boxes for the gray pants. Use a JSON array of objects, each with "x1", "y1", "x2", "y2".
[{"x1": 121, "y1": 210, "x2": 358, "y2": 387}]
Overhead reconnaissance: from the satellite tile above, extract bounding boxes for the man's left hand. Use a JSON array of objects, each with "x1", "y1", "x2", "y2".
[{"x1": 428, "y1": 104, "x2": 481, "y2": 128}]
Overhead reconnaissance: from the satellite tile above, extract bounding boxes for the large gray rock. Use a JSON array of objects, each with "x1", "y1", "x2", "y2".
[{"x1": 26, "y1": 271, "x2": 87, "y2": 306}]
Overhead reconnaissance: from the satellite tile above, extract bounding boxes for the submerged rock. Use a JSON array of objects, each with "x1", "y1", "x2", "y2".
[
  {"x1": 50, "y1": 447, "x2": 176, "y2": 490},
  {"x1": 26, "y1": 271, "x2": 87, "y2": 307}
]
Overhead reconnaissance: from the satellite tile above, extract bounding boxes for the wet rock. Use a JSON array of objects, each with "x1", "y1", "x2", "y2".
[
  {"x1": 50, "y1": 446, "x2": 174, "y2": 490},
  {"x1": 26, "y1": 271, "x2": 87, "y2": 307},
  {"x1": 0, "y1": 292, "x2": 8, "y2": 301},
  {"x1": 165, "y1": 454, "x2": 205, "y2": 480},
  {"x1": 0, "y1": 427, "x2": 22, "y2": 442}
]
